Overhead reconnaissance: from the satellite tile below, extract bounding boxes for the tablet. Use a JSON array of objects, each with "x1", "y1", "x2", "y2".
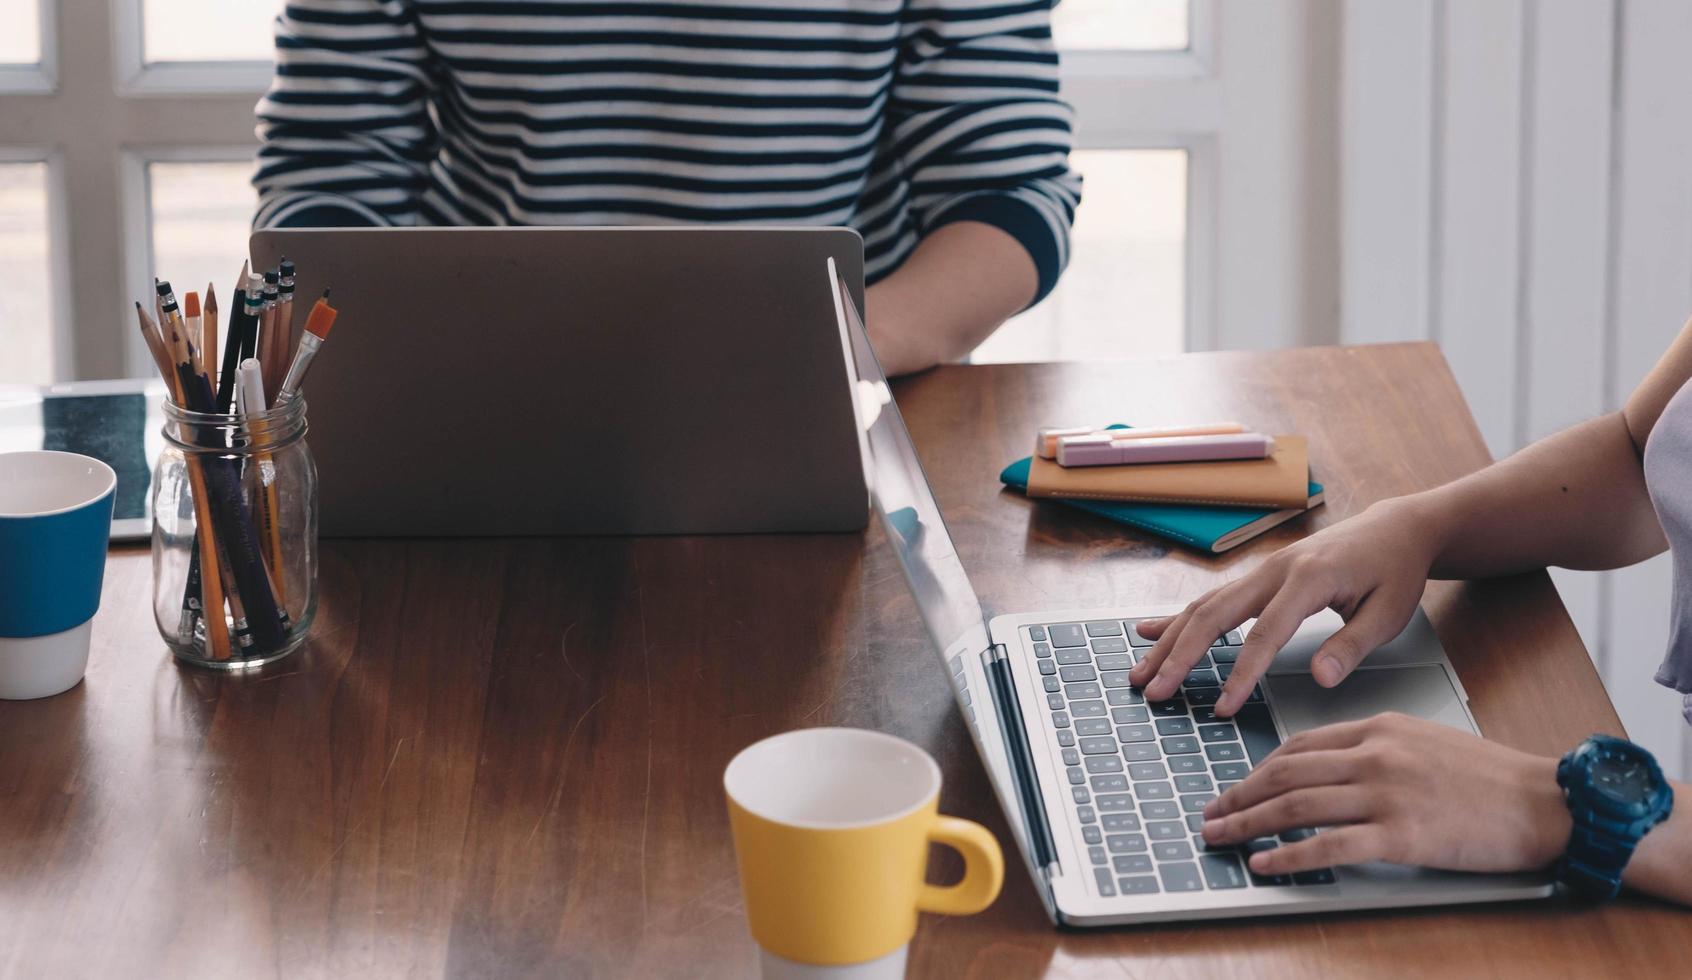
[{"x1": 0, "y1": 379, "x2": 168, "y2": 541}]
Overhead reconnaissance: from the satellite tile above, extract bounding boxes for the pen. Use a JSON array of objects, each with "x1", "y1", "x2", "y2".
[
  {"x1": 1037, "y1": 422, "x2": 1248, "y2": 458},
  {"x1": 1056, "y1": 432, "x2": 1278, "y2": 468}
]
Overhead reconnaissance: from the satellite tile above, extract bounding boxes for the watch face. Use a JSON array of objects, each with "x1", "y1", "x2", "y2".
[{"x1": 1591, "y1": 754, "x2": 1653, "y2": 804}]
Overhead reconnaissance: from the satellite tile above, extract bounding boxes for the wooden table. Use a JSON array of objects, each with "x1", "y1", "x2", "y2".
[{"x1": 2, "y1": 344, "x2": 1685, "y2": 978}]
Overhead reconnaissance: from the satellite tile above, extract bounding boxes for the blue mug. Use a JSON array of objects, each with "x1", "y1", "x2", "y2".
[{"x1": 0, "y1": 451, "x2": 116, "y2": 699}]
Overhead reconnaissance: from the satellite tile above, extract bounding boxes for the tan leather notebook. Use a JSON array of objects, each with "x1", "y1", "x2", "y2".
[{"x1": 1025, "y1": 435, "x2": 1310, "y2": 509}]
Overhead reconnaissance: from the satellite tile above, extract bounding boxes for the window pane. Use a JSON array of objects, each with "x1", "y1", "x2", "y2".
[
  {"x1": 148, "y1": 161, "x2": 259, "y2": 322},
  {"x1": 0, "y1": 162, "x2": 54, "y2": 383},
  {"x1": 973, "y1": 149, "x2": 1186, "y2": 364},
  {"x1": 0, "y1": 0, "x2": 41, "y2": 65},
  {"x1": 1053, "y1": 0, "x2": 1188, "y2": 52},
  {"x1": 144, "y1": 0, "x2": 280, "y2": 64}
]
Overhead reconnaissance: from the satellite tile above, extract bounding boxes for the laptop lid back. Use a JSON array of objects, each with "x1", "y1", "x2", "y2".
[{"x1": 249, "y1": 227, "x2": 868, "y2": 536}]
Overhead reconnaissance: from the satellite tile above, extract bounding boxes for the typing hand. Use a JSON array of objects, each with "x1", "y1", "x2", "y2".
[
  {"x1": 1127, "y1": 499, "x2": 1439, "y2": 716},
  {"x1": 1199, "y1": 712, "x2": 1569, "y2": 876}
]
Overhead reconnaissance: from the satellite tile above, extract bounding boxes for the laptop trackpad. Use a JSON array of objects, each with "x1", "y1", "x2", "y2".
[{"x1": 1267, "y1": 665, "x2": 1475, "y2": 736}]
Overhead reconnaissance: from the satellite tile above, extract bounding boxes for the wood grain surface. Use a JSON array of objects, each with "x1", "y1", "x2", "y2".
[{"x1": 2, "y1": 344, "x2": 1684, "y2": 978}]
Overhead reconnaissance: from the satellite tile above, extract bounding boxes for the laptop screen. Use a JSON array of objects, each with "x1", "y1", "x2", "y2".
[{"x1": 827, "y1": 260, "x2": 1045, "y2": 886}]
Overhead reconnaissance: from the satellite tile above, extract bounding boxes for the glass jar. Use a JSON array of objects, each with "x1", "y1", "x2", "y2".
[{"x1": 151, "y1": 396, "x2": 318, "y2": 669}]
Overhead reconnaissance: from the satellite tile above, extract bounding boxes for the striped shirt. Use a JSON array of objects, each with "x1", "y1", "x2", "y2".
[{"x1": 253, "y1": 0, "x2": 1081, "y2": 301}]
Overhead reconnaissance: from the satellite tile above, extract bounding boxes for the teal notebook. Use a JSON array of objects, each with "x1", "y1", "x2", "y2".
[{"x1": 1000, "y1": 456, "x2": 1324, "y2": 554}]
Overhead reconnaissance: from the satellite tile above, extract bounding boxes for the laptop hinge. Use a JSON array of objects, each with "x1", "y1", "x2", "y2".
[{"x1": 983, "y1": 643, "x2": 1060, "y2": 881}]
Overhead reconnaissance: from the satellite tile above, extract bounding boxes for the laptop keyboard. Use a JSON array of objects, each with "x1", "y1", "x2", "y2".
[{"x1": 1029, "y1": 620, "x2": 1337, "y2": 898}]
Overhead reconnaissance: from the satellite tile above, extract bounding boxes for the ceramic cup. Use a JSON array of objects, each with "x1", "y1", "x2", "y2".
[
  {"x1": 725, "y1": 728, "x2": 1004, "y2": 979},
  {"x1": 0, "y1": 451, "x2": 116, "y2": 699}
]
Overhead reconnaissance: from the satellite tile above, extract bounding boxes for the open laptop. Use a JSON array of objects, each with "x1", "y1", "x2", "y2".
[
  {"x1": 824, "y1": 258, "x2": 1552, "y2": 925},
  {"x1": 249, "y1": 227, "x2": 868, "y2": 537}
]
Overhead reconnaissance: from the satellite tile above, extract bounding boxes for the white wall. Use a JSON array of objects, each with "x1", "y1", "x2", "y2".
[{"x1": 1339, "y1": 0, "x2": 1692, "y2": 776}]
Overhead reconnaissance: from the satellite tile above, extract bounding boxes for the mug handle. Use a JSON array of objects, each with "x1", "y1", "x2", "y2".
[{"x1": 915, "y1": 815, "x2": 1005, "y2": 915}]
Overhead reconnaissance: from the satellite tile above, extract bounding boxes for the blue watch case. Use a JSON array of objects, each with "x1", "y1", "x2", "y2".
[{"x1": 1555, "y1": 735, "x2": 1674, "y2": 901}]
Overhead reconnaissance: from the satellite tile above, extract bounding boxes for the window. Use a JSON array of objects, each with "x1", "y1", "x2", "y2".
[
  {"x1": 0, "y1": 160, "x2": 54, "y2": 383},
  {"x1": 146, "y1": 160, "x2": 262, "y2": 315},
  {"x1": 1052, "y1": 0, "x2": 1189, "y2": 52},
  {"x1": 0, "y1": 0, "x2": 40, "y2": 65},
  {"x1": 143, "y1": 0, "x2": 277, "y2": 64}
]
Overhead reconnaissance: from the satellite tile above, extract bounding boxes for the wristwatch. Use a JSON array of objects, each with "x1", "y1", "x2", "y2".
[{"x1": 1555, "y1": 735, "x2": 1674, "y2": 901}]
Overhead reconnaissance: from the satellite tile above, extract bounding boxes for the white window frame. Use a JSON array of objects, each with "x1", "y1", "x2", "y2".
[{"x1": 0, "y1": 0, "x2": 56, "y2": 93}]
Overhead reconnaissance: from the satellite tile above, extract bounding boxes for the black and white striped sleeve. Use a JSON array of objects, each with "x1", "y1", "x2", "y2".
[
  {"x1": 253, "y1": 1, "x2": 440, "y2": 228},
  {"x1": 891, "y1": 0, "x2": 1082, "y2": 303}
]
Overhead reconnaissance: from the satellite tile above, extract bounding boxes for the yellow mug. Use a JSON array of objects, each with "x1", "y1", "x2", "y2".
[{"x1": 724, "y1": 728, "x2": 1004, "y2": 976}]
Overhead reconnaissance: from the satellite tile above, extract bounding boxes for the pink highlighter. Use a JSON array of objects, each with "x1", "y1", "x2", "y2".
[{"x1": 1056, "y1": 432, "x2": 1277, "y2": 467}]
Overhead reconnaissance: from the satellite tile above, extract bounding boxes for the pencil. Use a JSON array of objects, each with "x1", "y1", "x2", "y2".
[
  {"x1": 258, "y1": 269, "x2": 282, "y2": 404},
  {"x1": 216, "y1": 262, "x2": 250, "y2": 412},
  {"x1": 203, "y1": 283, "x2": 219, "y2": 397},
  {"x1": 142, "y1": 298, "x2": 232, "y2": 661}
]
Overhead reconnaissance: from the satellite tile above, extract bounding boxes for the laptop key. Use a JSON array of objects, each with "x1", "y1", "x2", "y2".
[
  {"x1": 1038, "y1": 659, "x2": 1056, "y2": 676},
  {"x1": 1102, "y1": 813, "x2": 1141, "y2": 833},
  {"x1": 1279, "y1": 827, "x2": 1316, "y2": 843},
  {"x1": 1191, "y1": 652, "x2": 1214, "y2": 670},
  {"x1": 1052, "y1": 711, "x2": 1071, "y2": 729},
  {"x1": 1200, "y1": 853, "x2": 1249, "y2": 889},
  {"x1": 1140, "y1": 801, "x2": 1179, "y2": 820},
  {"x1": 1090, "y1": 637, "x2": 1130, "y2": 655},
  {"x1": 1043, "y1": 676, "x2": 1061, "y2": 693},
  {"x1": 1093, "y1": 867, "x2": 1117, "y2": 897},
  {"x1": 1293, "y1": 868, "x2": 1337, "y2": 885},
  {"x1": 1234, "y1": 703, "x2": 1282, "y2": 765},
  {"x1": 1085, "y1": 756, "x2": 1124, "y2": 774},
  {"x1": 1155, "y1": 717, "x2": 1194, "y2": 736},
  {"x1": 1106, "y1": 688, "x2": 1146, "y2": 706},
  {"x1": 1174, "y1": 774, "x2": 1214, "y2": 793},
  {"x1": 1070, "y1": 700, "x2": 1107, "y2": 719},
  {"x1": 1118, "y1": 875, "x2": 1161, "y2": 895},
  {"x1": 1185, "y1": 813, "x2": 1205, "y2": 832},
  {"x1": 1219, "y1": 781, "x2": 1240, "y2": 793},
  {"x1": 1185, "y1": 687, "x2": 1221, "y2": 706},
  {"x1": 1122, "y1": 743, "x2": 1161, "y2": 762},
  {"x1": 1161, "y1": 736, "x2": 1201, "y2": 755},
  {"x1": 1096, "y1": 793, "x2": 1134, "y2": 813},
  {"x1": 1168, "y1": 754, "x2": 1207, "y2": 774},
  {"x1": 1060, "y1": 664, "x2": 1098, "y2": 682},
  {"x1": 1124, "y1": 623, "x2": 1155, "y2": 647},
  {"x1": 1212, "y1": 761, "x2": 1250, "y2": 781},
  {"x1": 1199, "y1": 723, "x2": 1237, "y2": 742},
  {"x1": 1218, "y1": 663, "x2": 1234, "y2": 681},
  {"x1": 1034, "y1": 642, "x2": 1052, "y2": 658},
  {"x1": 1106, "y1": 833, "x2": 1146, "y2": 854},
  {"x1": 1050, "y1": 624, "x2": 1088, "y2": 647},
  {"x1": 1128, "y1": 762, "x2": 1167, "y2": 781},
  {"x1": 1086, "y1": 620, "x2": 1124, "y2": 637},
  {"x1": 1111, "y1": 705, "x2": 1150, "y2": 724},
  {"x1": 1072, "y1": 786, "x2": 1090, "y2": 804},
  {"x1": 1062, "y1": 748, "x2": 1080, "y2": 766},
  {"x1": 1082, "y1": 826, "x2": 1103, "y2": 845},
  {"x1": 1090, "y1": 774, "x2": 1129, "y2": 793},
  {"x1": 1089, "y1": 845, "x2": 1108, "y2": 865},
  {"x1": 1147, "y1": 820, "x2": 1185, "y2": 841},
  {"x1": 1210, "y1": 646, "x2": 1240, "y2": 664},
  {"x1": 1191, "y1": 705, "x2": 1221, "y2": 724},
  {"x1": 1149, "y1": 699, "x2": 1187, "y2": 718},
  {"x1": 1066, "y1": 682, "x2": 1103, "y2": 701},
  {"x1": 1180, "y1": 793, "x2": 1214, "y2": 813},
  {"x1": 1056, "y1": 648, "x2": 1091, "y2": 666},
  {"x1": 1056, "y1": 731, "x2": 1075, "y2": 748},
  {"x1": 1152, "y1": 841, "x2": 1194, "y2": 861},
  {"x1": 1116, "y1": 724, "x2": 1155, "y2": 743},
  {"x1": 1077, "y1": 805, "x2": 1097, "y2": 823},
  {"x1": 1205, "y1": 742, "x2": 1245, "y2": 763},
  {"x1": 1075, "y1": 718, "x2": 1112, "y2": 737},
  {"x1": 1225, "y1": 630, "x2": 1244, "y2": 645},
  {"x1": 1030, "y1": 626, "x2": 1048, "y2": 642},
  {"x1": 1184, "y1": 669, "x2": 1219, "y2": 688},
  {"x1": 1079, "y1": 736, "x2": 1118, "y2": 755},
  {"x1": 1067, "y1": 767, "x2": 1086, "y2": 785},
  {"x1": 1100, "y1": 670, "x2": 1134, "y2": 689},
  {"x1": 1158, "y1": 863, "x2": 1206, "y2": 893},
  {"x1": 1095, "y1": 654, "x2": 1132, "y2": 671},
  {"x1": 1114, "y1": 854, "x2": 1155, "y2": 875},
  {"x1": 1047, "y1": 694, "x2": 1065, "y2": 711},
  {"x1": 1137, "y1": 780, "x2": 1174, "y2": 800}
]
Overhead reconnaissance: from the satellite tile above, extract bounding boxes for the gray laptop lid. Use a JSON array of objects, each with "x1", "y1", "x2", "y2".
[
  {"x1": 827, "y1": 259, "x2": 1047, "y2": 899},
  {"x1": 249, "y1": 227, "x2": 868, "y2": 536}
]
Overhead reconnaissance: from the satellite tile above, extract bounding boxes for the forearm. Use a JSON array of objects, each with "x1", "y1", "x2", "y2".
[
  {"x1": 864, "y1": 221, "x2": 1038, "y2": 376},
  {"x1": 1624, "y1": 781, "x2": 1692, "y2": 905},
  {"x1": 1398, "y1": 412, "x2": 1667, "y2": 579}
]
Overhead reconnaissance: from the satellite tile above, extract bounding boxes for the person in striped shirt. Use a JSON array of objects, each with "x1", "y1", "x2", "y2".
[{"x1": 252, "y1": 0, "x2": 1082, "y2": 375}]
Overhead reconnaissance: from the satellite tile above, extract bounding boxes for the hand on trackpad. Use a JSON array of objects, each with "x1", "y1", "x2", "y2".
[{"x1": 1266, "y1": 665, "x2": 1475, "y2": 736}]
